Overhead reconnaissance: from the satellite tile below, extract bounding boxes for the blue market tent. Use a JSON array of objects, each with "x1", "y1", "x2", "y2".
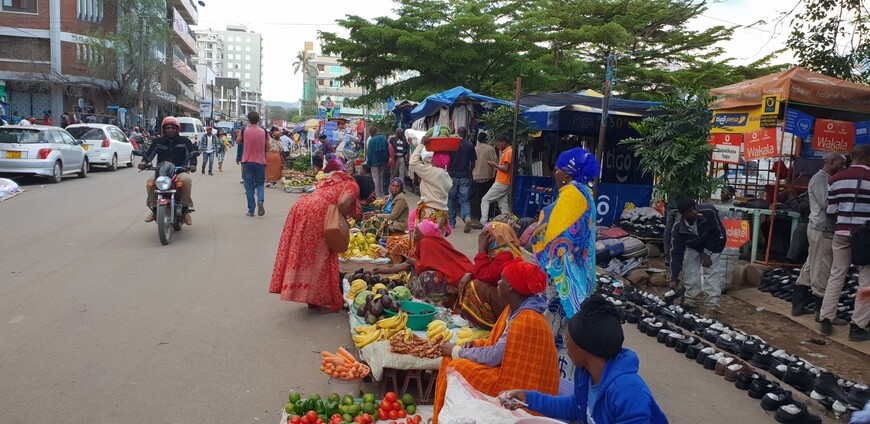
[
  {"x1": 391, "y1": 100, "x2": 419, "y2": 127},
  {"x1": 408, "y1": 86, "x2": 514, "y2": 121},
  {"x1": 520, "y1": 92, "x2": 659, "y2": 116}
]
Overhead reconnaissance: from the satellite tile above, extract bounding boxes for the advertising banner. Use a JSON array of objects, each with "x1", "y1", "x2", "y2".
[
  {"x1": 813, "y1": 119, "x2": 855, "y2": 152},
  {"x1": 596, "y1": 183, "x2": 654, "y2": 226},
  {"x1": 744, "y1": 127, "x2": 779, "y2": 161},
  {"x1": 724, "y1": 219, "x2": 751, "y2": 249},
  {"x1": 857, "y1": 121, "x2": 869, "y2": 145},
  {"x1": 713, "y1": 144, "x2": 741, "y2": 164},
  {"x1": 711, "y1": 106, "x2": 762, "y2": 134},
  {"x1": 784, "y1": 109, "x2": 814, "y2": 140}
]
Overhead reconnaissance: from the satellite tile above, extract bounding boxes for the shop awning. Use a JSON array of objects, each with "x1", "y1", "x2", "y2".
[
  {"x1": 520, "y1": 93, "x2": 659, "y2": 116},
  {"x1": 408, "y1": 86, "x2": 513, "y2": 121},
  {"x1": 523, "y1": 104, "x2": 646, "y2": 132},
  {"x1": 710, "y1": 66, "x2": 870, "y2": 113}
]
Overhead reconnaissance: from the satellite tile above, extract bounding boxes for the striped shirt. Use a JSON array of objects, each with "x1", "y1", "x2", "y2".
[{"x1": 826, "y1": 165, "x2": 870, "y2": 236}]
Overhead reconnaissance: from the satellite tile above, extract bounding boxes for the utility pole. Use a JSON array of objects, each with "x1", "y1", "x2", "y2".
[
  {"x1": 592, "y1": 54, "x2": 615, "y2": 198},
  {"x1": 508, "y1": 77, "x2": 522, "y2": 213},
  {"x1": 49, "y1": 0, "x2": 63, "y2": 126}
]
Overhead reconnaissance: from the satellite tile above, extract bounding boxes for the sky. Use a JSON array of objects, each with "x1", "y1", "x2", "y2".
[{"x1": 194, "y1": 0, "x2": 801, "y2": 104}]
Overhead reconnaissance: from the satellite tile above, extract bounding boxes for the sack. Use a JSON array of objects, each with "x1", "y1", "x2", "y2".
[
  {"x1": 852, "y1": 223, "x2": 870, "y2": 266},
  {"x1": 620, "y1": 237, "x2": 648, "y2": 259},
  {"x1": 438, "y1": 368, "x2": 531, "y2": 424},
  {"x1": 599, "y1": 227, "x2": 630, "y2": 240},
  {"x1": 324, "y1": 193, "x2": 353, "y2": 253}
]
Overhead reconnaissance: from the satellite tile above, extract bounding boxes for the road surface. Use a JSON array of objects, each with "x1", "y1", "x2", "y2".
[{"x1": 0, "y1": 158, "x2": 775, "y2": 423}]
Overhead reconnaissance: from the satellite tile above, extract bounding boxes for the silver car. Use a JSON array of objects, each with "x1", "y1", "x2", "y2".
[{"x1": 0, "y1": 125, "x2": 89, "y2": 183}]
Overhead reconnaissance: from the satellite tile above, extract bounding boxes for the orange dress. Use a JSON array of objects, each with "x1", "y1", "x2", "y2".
[
  {"x1": 432, "y1": 305, "x2": 560, "y2": 423},
  {"x1": 269, "y1": 172, "x2": 360, "y2": 306}
]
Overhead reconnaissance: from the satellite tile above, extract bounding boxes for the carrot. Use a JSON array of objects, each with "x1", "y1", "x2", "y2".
[
  {"x1": 337, "y1": 347, "x2": 357, "y2": 364},
  {"x1": 322, "y1": 352, "x2": 341, "y2": 361}
]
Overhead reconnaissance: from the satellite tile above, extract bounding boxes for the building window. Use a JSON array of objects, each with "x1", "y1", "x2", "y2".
[
  {"x1": 244, "y1": 64, "x2": 250, "y2": 70},
  {"x1": 245, "y1": 82, "x2": 250, "y2": 88},
  {"x1": 245, "y1": 45, "x2": 251, "y2": 52},
  {"x1": 330, "y1": 66, "x2": 343, "y2": 75},
  {"x1": 318, "y1": 80, "x2": 324, "y2": 86},
  {"x1": 316, "y1": 64, "x2": 324, "y2": 72},
  {"x1": 245, "y1": 54, "x2": 251, "y2": 61},
  {"x1": 76, "y1": 0, "x2": 103, "y2": 22},
  {"x1": 331, "y1": 80, "x2": 342, "y2": 88},
  {"x1": 246, "y1": 37, "x2": 251, "y2": 43},
  {"x1": 2, "y1": 0, "x2": 37, "y2": 13},
  {"x1": 244, "y1": 72, "x2": 250, "y2": 79}
]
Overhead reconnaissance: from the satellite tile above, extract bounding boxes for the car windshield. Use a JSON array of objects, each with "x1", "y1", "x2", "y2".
[
  {"x1": 179, "y1": 123, "x2": 195, "y2": 133},
  {"x1": 66, "y1": 127, "x2": 104, "y2": 140},
  {"x1": 0, "y1": 129, "x2": 42, "y2": 144}
]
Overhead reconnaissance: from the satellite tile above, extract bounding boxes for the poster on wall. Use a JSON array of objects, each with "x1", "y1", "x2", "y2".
[
  {"x1": 723, "y1": 219, "x2": 751, "y2": 249},
  {"x1": 711, "y1": 106, "x2": 762, "y2": 134},
  {"x1": 784, "y1": 109, "x2": 814, "y2": 139},
  {"x1": 744, "y1": 127, "x2": 778, "y2": 161},
  {"x1": 814, "y1": 119, "x2": 855, "y2": 152}
]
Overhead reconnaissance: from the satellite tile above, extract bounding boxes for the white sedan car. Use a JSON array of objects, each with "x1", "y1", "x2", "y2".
[
  {"x1": 65, "y1": 124, "x2": 135, "y2": 171},
  {"x1": 0, "y1": 125, "x2": 88, "y2": 183}
]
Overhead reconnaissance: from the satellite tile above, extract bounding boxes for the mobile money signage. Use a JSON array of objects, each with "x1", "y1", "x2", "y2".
[
  {"x1": 724, "y1": 219, "x2": 751, "y2": 249},
  {"x1": 711, "y1": 106, "x2": 762, "y2": 134},
  {"x1": 744, "y1": 128, "x2": 778, "y2": 161},
  {"x1": 813, "y1": 119, "x2": 855, "y2": 152}
]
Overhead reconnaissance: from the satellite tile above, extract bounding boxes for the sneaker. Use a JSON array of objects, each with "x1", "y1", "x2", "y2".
[
  {"x1": 144, "y1": 212, "x2": 155, "y2": 222},
  {"x1": 246, "y1": 212, "x2": 254, "y2": 217},
  {"x1": 257, "y1": 201, "x2": 265, "y2": 216},
  {"x1": 820, "y1": 319, "x2": 833, "y2": 336},
  {"x1": 849, "y1": 324, "x2": 870, "y2": 342},
  {"x1": 183, "y1": 213, "x2": 192, "y2": 225},
  {"x1": 471, "y1": 222, "x2": 484, "y2": 230},
  {"x1": 464, "y1": 218, "x2": 472, "y2": 233}
]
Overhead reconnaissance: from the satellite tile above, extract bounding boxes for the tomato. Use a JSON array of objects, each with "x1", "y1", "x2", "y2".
[
  {"x1": 306, "y1": 411, "x2": 319, "y2": 422},
  {"x1": 289, "y1": 417, "x2": 301, "y2": 424},
  {"x1": 361, "y1": 413, "x2": 372, "y2": 424},
  {"x1": 299, "y1": 417, "x2": 310, "y2": 424},
  {"x1": 378, "y1": 408, "x2": 389, "y2": 421},
  {"x1": 391, "y1": 402, "x2": 402, "y2": 412},
  {"x1": 316, "y1": 420, "x2": 324, "y2": 424},
  {"x1": 398, "y1": 410, "x2": 407, "y2": 419},
  {"x1": 381, "y1": 400, "x2": 391, "y2": 411},
  {"x1": 353, "y1": 417, "x2": 362, "y2": 423},
  {"x1": 388, "y1": 410, "x2": 399, "y2": 420},
  {"x1": 384, "y1": 392, "x2": 398, "y2": 403}
]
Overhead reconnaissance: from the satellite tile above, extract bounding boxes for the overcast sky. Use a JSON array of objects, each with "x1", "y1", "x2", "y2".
[{"x1": 194, "y1": 0, "x2": 800, "y2": 104}]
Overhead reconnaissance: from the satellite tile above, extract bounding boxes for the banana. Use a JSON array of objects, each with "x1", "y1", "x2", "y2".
[
  {"x1": 355, "y1": 324, "x2": 378, "y2": 334},
  {"x1": 427, "y1": 320, "x2": 447, "y2": 331},
  {"x1": 441, "y1": 329, "x2": 453, "y2": 342},
  {"x1": 347, "y1": 279, "x2": 368, "y2": 299},
  {"x1": 352, "y1": 330, "x2": 381, "y2": 348},
  {"x1": 376, "y1": 313, "x2": 401, "y2": 329},
  {"x1": 371, "y1": 283, "x2": 388, "y2": 293},
  {"x1": 404, "y1": 327, "x2": 413, "y2": 343},
  {"x1": 472, "y1": 330, "x2": 491, "y2": 340}
]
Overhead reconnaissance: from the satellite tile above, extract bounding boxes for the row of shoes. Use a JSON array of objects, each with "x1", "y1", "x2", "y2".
[
  {"x1": 595, "y1": 273, "x2": 869, "y2": 423},
  {"x1": 613, "y1": 215, "x2": 665, "y2": 239},
  {"x1": 758, "y1": 267, "x2": 859, "y2": 324}
]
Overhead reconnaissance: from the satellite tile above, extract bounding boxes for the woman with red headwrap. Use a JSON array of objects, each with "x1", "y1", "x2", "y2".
[{"x1": 432, "y1": 259, "x2": 561, "y2": 422}]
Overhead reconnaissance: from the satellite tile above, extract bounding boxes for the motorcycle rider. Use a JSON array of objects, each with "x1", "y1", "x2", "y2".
[
  {"x1": 139, "y1": 117, "x2": 196, "y2": 225},
  {"x1": 130, "y1": 126, "x2": 146, "y2": 150}
]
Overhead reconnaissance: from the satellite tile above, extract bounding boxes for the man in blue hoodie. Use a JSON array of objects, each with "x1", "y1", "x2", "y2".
[{"x1": 501, "y1": 295, "x2": 668, "y2": 424}]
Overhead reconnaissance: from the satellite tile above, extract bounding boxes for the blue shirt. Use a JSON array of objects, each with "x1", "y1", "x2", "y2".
[{"x1": 448, "y1": 140, "x2": 477, "y2": 179}]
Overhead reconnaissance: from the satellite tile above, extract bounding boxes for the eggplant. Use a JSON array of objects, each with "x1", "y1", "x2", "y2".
[
  {"x1": 369, "y1": 302, "x2": 384, "y2": 317},
  {"x1": 356, "y1": 306, "x2": 367, "y2": 317},
  {"x1": 388, "y1": 303, "x2": 400, "y2": 313}
]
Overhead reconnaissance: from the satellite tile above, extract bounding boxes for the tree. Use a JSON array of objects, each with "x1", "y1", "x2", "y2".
[
  {"x1": 786, "y1": 0, "x2": 869, "y2": 83},
  {"x1": 84, "y1": 0, "x2": 171, "y2": 122},
  {"x1": 266, "y1": 105, "x2": 299, "y2": 122},
  {"x1": 478, "y1": 106, "x2": 537, "y2": 145},
  {"x1": 292, "y1": 50, "x2": 310, "y2": 75},
  {"x1": 621, "y1": 90, "x2": 719, "y2": 202}
]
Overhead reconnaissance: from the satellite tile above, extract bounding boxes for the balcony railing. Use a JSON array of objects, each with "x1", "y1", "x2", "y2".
[
  {"x1": 168, "y1": 0, "x2": 198, "y2": 25},
  {"x1": 171, "y1": 16, "x2": 197, "y2": 54},
  {"x1": 171, "y1": 57, "x2": 197, "y2": 84}
]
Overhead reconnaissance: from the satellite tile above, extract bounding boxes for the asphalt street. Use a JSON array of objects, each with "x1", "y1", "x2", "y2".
[{"x1": 1, "y1": 157, "x2": 776, "y2": 423}]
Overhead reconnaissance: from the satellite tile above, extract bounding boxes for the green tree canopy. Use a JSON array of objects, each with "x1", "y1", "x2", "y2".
[{"x1": 786, "y1": 0, "x2": 869, "y2": 83}]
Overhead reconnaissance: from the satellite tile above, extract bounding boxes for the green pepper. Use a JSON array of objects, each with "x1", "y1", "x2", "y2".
[
  {"x1": 293, "y1": 399, "x2": 308, "y2": 416},
  {"x1": 314, "y1": 399, "x2": 325, "y2": 415},
  {"x1": 325, "y1": 401, "x2": 340, "y2": 416}
]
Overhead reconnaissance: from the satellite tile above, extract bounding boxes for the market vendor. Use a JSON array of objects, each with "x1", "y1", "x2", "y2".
[
  {"x1": 432, "y1": 259, "x2": 560, "y2": 423},
  {"x1": 364, "y1": 178, "x2": 409, "y2": 233},
  {"x1": 459, "y1": 222, "x2": 523, "y2": 330},
  {"x1": 373, "y1": 219, "x2": 472, "y2": 305},
  {"x1": 409, "y1": 136, "x2": 454, "y2": 235}
]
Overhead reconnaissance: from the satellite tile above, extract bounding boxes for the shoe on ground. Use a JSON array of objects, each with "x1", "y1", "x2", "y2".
[
  {"x1": 246, "y1": 212, "x2": 254, "y2": 217},
  {"x1": 849, "y1": 324, "x2": 870, "y2": 342},
  {"x1": 144, "y1": 212, "x2": 155, "y2": 222},
  {"x1": 762, "y1": 389, "x2": 794, "y2": 411},
  {"x1": 832, "y1": 317, "x2": 849, "y2": 326},
  {"x1": 464, "y1": 218, "x2": 472, "y2": 233},
  {"x1": 183, "y1": 213, "x2": 192, "y2": 225},
  {"x1": 812, "y1": 372, "x2": 851, "y2": 405},
  {"x1": 820, "y1": 319, "x2": 833, "y2": 336},
  {"x1": 209, "y1": 172, "x2": 214, "y2": 175},
  {"x1": 774, "y1": 402, "x2": 821, "y2": 424},
  {"x1": 471, "y1": 222, "x2": 484, "y2": 230},
  {"x1": 257, "y1": 201, "x2": 265, "y2": 216}
]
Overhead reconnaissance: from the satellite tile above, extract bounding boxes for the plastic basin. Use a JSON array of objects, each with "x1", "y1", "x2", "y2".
[
  {"x1": 384, "y1": 300, "x2": 437, "y2": 330},
  {"x1": 427, "y1": 137, "x2": 461, "y2": 152}
]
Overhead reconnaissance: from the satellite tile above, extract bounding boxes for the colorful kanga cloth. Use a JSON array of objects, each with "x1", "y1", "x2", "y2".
[{"x1": 432, "y1": 306, "x2": 561, "y2": 423}]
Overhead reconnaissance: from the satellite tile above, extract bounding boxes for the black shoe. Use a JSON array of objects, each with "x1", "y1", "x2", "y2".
[
  {"x1": 774, "y1": 402, "x2": 821, "y2": 424},
  {"x1": 716, "y1": 333, "x2": 742, "y2": 354},
  {"x1": 638, "y1": 317, "x2": 652, "y2": 334},
  {"x1": 656, "y1": 329, "x2": 673, "y2": 344},
  {"x1": 849, "y1": 324, "x2": 870, "y2": 342},
  {"x1": 771, "y1": 363, "x2": 789, "y2": 380},
  {"x1": 675, "y1": 336, "x2": 697, "y2": 353},
  {"x1": 685, "y1": 342, "x2": 705, "y2": 360},
  {"x1": 624, "y1": 307, "x2": 642, "y2": 324},
  {"x1": 736, "y1": 371, "x2": 759, "y2": 391},
  {"x1": 791, "y1": 285, "x2": 814, "y2": 317},
  {"x1": 696, "y1": 347, "x2": 716, "y2": 365},
  {"x1": 703, "y1": 352, "x2": 722, "y2": 370},
  {"x1": 739, "y1": 340, "x2": 761, "y2": 361},
  {"x1": 783, "y1": 365, "x2": 817, "y2": 393},
  {"x1": 811, "y1": 372, "x2": 852, "y2": 405},
  {"x1": 664, "y1": 287, "x2": 685, "y2": 306},
  {"x1": 679, "y1": 314, "x2": 699, "y2": 331},
  {"x1": 813, "y1": 296, "x2": 824, "y2": 322},
  {"x1": 665, "y1": 332, "x2": 684, "y2": 348},
  {"x1": 820, "y1": 319, "x2": 833, "y2": 336},
  {"x1": 847, "y1": 385, "x2": 870, "y2": 410},
  {"x1": 749, "y1": 377, "x2": 775, "y2": 399},
  {"x1": 646, "y1": 320, "x2": 666, "y2": 337},
  {"x1": 750, "y1": 349, "x2": 775, "y2": 371},
  {"x1": 257, "y1": 201, "x2": 265, "y2": 216},
  {"x1": 658, "y1": 306, "x2": 679, "y2": 323},
  {"x1": 762, "y1": 389, "x2": 794, "y2": 411},
  {"x1": 702, "y1": 328, "x2": 722, "y2": 343}
]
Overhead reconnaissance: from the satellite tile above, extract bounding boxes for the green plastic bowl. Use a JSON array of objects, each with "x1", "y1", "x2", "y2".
[{"x1": 383, "y1": 300, "x2": 437, "y2": 331}]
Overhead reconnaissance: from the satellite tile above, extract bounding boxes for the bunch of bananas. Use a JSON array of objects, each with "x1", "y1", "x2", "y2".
[
  {"x1": 347, "y1": 279, "x2": 367, "y2": 300},
  {"x1": 455, "y1": 327, "x2": 474, "y2": 345},
  {"x1": 387, "y1": 271, "x2": 411, "y2": 285},
  {"x1": 473, "y1": 330, "x2": 491, "y2": 340},
  {"x1": 426, "y1": 320, "x2": 453, "y2": 343},
  {"x1": 371, "y1": 283, "x2": 388, "y2": 293},
  {"x1": 352, "y1": 312, "x2": 408, "y2": 348}
]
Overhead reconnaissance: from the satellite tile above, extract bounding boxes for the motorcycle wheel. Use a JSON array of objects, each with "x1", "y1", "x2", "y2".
[
  {"x1": 156, "y1": 205, "x2": 172, "y2": 245},
  {"x1": 173, "y1": 220, "x2": 182, "y2": 231}
]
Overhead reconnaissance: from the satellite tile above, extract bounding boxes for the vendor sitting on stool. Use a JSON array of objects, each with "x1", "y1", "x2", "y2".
[{"x1": 432, "y1": 259, "x2": 560, "y2": 423}]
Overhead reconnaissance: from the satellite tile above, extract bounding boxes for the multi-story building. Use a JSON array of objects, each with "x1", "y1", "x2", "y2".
[
  {"x1": 166, "y1": 0, "x2": 200, "y2": 117},
  {"x1": 301, "y1": 42, "x2": 369, "y2": 117},
  {"x1": 196, "y1": 25, "x2": 262, "y2": 119}
]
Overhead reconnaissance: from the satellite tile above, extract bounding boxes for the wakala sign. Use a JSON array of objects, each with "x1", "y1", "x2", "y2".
[{"x1": 813, "y1": 119, "x2": 855, "y2": 153}]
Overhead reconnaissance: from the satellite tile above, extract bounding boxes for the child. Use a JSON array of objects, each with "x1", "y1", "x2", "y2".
[{"x1": 501, "y1": 295, "x2": 668, "y2": 424}]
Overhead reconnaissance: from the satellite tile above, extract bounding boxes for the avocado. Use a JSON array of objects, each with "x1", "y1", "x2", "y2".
[
  {"x1": 365, "y1": 312, "x2": 378, "y2": 325},
  {"x1": 370, "y1": 302, "x2": 384, "y2": 317},
  {"x1": 356, "y1": 306, "x2": 367, "y2": 317}
]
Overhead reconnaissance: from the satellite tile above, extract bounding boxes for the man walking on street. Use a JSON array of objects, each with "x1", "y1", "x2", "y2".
[
  {"x1": 390, "y1": 128, "x2": 410, "y2": 183},
  {"x1": 792, "y1": 153, "x2": 846, "y2": 318},
  {"x1": 447, "y1": 127, "x2": 477, "y2": 233},
  {"x1": 670, "y1": 196, "x2": 727, "y2": 318},
  {"x1": 471, "y1": 132, "x2": 497, "y2": 229},
  {"x1": 199, "y1": 126, "x2": 218, "y2": 175},
  {"x1": 819, "y1": 144, "x2": 870, "y2": 341},
  {"x1": 480, "y1": 137, "x2": 513, "y2": 225},
  {"x1": 239, "y1": 111, "x2": 268, "y2": 217},
  {"x1": 366, "y1": 127, "x2": 389, "y2": 198}
]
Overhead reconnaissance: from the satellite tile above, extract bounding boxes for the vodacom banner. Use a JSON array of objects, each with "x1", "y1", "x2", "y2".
[
  {"x1": 723, "y1": 219, "x2": 751, "y2": 249},
  {"x1": 744, "y1": 127, "x2": 779, "y2": 161}
]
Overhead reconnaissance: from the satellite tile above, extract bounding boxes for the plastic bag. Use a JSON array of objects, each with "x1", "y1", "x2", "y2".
[{"x1": 438, "y1": 368, "x2": 531, "y2": 424}]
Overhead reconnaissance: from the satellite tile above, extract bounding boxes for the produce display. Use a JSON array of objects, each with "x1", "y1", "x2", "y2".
[
  {"x1": 340, "y1": 233, "x2": 385, "y2": 259},
  {"x1": 285, "y1": 176, "x2": 316, "y2": 187},
  {"x1": 352, "y1": 311, "x2": 408, "y2": 348},
  {"x1": 348, "y1": 269, "x2": 410, "y2": 290},
  {"x1": 320, "y1": 347, "x2": 370, "y2": 380},
  {"x1": 425, "y1": 320, "x2": 453, "y2": 343},
  {"x1": 283, "y1": 391, "x2": 422, "y2": 424},
  {"x1": 355, "y1": 289, "x2": 401, "y2": 325},
  {"x1": 347, "y1": 279, "x2": 368, "y2": 300},
  {"x1": 389, "y1": 330, "x2": 446, "y2": 359},
  {"x1": 454, "y1": 327, "x2": 474, "y2": 346}
]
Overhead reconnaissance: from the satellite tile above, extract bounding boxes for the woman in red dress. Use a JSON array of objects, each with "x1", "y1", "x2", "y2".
[{"x1": 269, "y1": 172, "x2": 360, "y2": 312}]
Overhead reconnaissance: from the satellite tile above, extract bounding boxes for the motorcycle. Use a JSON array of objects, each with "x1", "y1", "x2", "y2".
[{"x1": 133, "y1": 150, "x2": 200, "y2": 245}]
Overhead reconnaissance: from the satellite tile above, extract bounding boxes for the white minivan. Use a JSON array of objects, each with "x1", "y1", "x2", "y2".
[{"x1": 176, "y1": 117, "x2": 205, "y2": 146}]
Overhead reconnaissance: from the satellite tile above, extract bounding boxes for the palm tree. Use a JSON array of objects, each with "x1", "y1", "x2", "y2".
[{"x1": 292, "y1": 51, "x2": 308, "y2": 75}]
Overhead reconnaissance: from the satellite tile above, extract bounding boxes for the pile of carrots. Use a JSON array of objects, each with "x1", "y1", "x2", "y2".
[{"x1": 321, "y1": 347, "x2": 371, "y2": 380}]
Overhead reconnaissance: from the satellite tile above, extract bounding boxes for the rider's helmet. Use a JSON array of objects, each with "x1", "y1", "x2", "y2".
[
  {"x1": 161, "y1": 116, "x2": 179, "y2": 130},
  {"x1": 133, "y1": 126, "x2": 140, "y2": 132}
]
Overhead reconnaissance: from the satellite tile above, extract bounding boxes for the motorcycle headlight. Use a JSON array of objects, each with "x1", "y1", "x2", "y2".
[{"x1": 155, "y1": 176, "x2": 172, "y2": 190}]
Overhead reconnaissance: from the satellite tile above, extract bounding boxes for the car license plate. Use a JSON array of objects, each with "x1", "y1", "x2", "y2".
[
  {"x1": 5, "y1": 151, "x2": 22, "y2": 159},
  {"x1": 82, "y1": 145, "x2": 89, "y2": 151}
]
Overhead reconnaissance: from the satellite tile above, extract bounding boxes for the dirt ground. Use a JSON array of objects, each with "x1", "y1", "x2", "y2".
[{"x1": 634, "y1": 258, "x2": 870, "y2": 385}]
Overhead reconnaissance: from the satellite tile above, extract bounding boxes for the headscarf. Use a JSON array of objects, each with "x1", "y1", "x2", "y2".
[
  {"x1": 568, "y1": 295, "x2": 624, "y2": 360},
  {"x1": 487, "y1": 222, "x2": 522, "y2": 259},
  {"x1": 432, "y1": 152, "x2": 451, "y2": 169},
  {"x1": 503, "y1": 259, "x2": 547, "y2": 296},
  {"x1": 493, "y1": 213, "x2": 518, "y2": 227},
  {"x1": 389, "y1": 177, "x2": 405, "y2": 195},
  {"x1": 323, "y1": 159, "x2": 343, "y2": 173},
  {"x1": 556, "y1": 147, "x2": 600, "y2": 183},
  {"x1": 416, "y1": 219, "x2": 441, "y2": 238},
  {"x1": 385, "y1": 178, "x2": 405, "y2": 214}
]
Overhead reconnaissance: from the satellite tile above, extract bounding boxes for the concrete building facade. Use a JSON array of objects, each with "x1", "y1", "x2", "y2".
[{"x1": 195, "y1": 25, "x2": 262, "y2": 119}]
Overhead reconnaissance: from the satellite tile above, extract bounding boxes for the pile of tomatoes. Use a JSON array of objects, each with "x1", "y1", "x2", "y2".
[{"x1": 376, "y1": 392, "x2": 422, "y2": 423}]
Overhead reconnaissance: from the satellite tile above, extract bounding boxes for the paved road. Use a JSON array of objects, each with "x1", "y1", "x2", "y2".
[{"x1": 1, "y1": 159, "x2": 776, "y2": 423}]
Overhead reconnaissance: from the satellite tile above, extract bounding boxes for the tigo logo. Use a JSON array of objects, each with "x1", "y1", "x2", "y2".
[{"x1": 714, "y1": 113, "x2": 749, "y2": 126}]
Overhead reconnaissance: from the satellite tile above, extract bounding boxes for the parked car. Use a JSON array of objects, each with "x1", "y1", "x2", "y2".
[
  {"x1": 0, "y1": 125, "x2": 88, "y2": 183},
  {"x1": 176, "y1": 117, "x2": 205, "y2": 145},
  {"x1": 65, "y1": 123, "x2": 135, "y2": 171}
]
